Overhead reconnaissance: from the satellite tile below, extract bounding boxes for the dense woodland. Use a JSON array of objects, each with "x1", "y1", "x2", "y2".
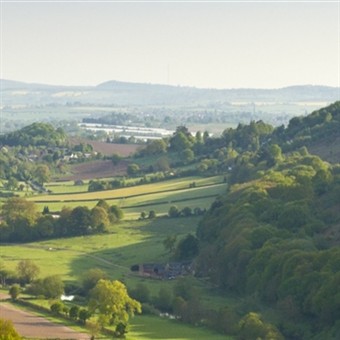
[
  {"x1": 0, "y1": 102, "x2": 339, "y2": 339},
  {"x1": 194, "y1": 102, "x2": 340, "y2": 339}
]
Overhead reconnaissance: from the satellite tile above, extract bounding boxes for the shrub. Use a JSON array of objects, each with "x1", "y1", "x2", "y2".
[
  {"x1": 9, "y1": 284, "x2": 20, "y2": 301},
  {"x1": 50, "y1": 301, "x2": 64, "y2": 315}
]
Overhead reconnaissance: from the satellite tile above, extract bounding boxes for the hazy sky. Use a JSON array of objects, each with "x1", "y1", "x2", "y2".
[{"x1": 1, "y1": 0, "x2": 339, "y2": 89}]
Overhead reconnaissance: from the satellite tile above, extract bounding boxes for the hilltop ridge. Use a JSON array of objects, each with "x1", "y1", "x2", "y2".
[{"x1": 1, "y1": 79, "x2": 339, "y2": 106}]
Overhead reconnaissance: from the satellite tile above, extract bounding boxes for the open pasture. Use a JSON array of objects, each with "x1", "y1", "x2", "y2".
[
  {"x1": 127, "y1": 315, "x2": 231, "y2": 340},
  {"x1": 31, "y1": 175, "x2": 225, "y2": 201},
  {"x1": 30, "y1": 178, "x2": 227, "y2": 218},
  {"x1": 1, "y1": 215, "x2": 234, "y2": 309},
  {"x1": 0, "y1": 218, "x2": 199, "y2": 282},
  {"x1": 45, "y1": 182, "x2": 89, "y2": 194},
  {"x1": 0, "y1": 213, "x2": 235, "y2": 339},
  {"x1": 0, "y1": 216, "x2": 231, "y2": 306}
]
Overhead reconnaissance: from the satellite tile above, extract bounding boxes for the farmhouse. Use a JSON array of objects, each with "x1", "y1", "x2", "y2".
[{"x1": 136, "y1": 261, "x2": 194, "y2": 280}]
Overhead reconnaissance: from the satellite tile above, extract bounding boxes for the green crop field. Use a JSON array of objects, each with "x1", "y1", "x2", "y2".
[{"x1": 127, "y1": 315, "x2": 232, "y2": 340}]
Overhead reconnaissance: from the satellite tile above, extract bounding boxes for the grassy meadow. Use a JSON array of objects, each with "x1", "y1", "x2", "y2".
[
  {"x1": 127, "y1": 315, "x2": 232, "y2": 340},
  {"x1": 28, "y1": 175, "x2": 227, "y2": 218},
  {"x1": 1, "y1": 217, "x2": 234, "y2": 339},
  {"x1": 37, "y1": 175, "x2": 225, "y2": 199},
  {"x1": 1, "y1": 217, "x2": 198, "y2": 281}
]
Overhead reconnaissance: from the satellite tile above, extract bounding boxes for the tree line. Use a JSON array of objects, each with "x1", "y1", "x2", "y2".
[{"x1": 0, "y1": 198, "x2": 123, "y2": 243}]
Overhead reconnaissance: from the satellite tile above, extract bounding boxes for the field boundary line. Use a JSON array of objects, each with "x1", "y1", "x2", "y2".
[
  {"x1": 33, "y1": 182, "x2": 226, "y2": 204},
  {"x1": 123, "y1": 193, "x2": 220, "y2": 209}
]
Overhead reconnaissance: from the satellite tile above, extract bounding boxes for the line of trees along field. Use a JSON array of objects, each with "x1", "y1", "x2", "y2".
[
  {"x1": 0, "y1": 198, "x2": 123, "y2": 242},
  {"x1": 0, "y1": 101, "x2": 340, "y2": 339}
]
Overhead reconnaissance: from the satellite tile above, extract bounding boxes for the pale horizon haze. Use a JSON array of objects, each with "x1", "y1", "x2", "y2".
[{"x1": 1, "y1": 0, "x2": 339, "y2": 89}]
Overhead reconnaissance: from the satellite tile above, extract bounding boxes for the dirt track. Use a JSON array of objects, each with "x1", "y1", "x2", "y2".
[{"x1": 0, "y1": 295, "x2": 90, "y2": 339}]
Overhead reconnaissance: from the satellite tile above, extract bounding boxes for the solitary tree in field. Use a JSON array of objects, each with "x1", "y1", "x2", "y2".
[
  {"x1": 16, "y1": 259, "x2": 40, "y2": 284},
  {"x1": 88, "y1": 279, "x2": 141, "y2": 327}
]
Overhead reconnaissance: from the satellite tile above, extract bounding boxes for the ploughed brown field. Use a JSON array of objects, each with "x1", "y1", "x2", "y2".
[
  {"x1": 68, "y1": 138, "x2": 141, "y2": 157},
  {"x1": 61, "y1": 160, "x2": 129, "y2": 181},
  {"x1": 0, "y1": 295, "x2": 90, "y2": 339}
]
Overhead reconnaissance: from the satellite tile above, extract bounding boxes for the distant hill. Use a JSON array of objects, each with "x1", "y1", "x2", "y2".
[{"x1": 1, "y1": 79, "x2": 339, "y2": 107}]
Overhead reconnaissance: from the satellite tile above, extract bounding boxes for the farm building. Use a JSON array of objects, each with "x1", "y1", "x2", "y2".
[{"x1": 136, "y1": 261, "x2": 194, "y2": 280}]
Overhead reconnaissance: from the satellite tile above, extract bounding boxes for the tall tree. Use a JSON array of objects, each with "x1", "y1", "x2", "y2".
[
  {"x1": 34, "y1": 164, "x2": 51, "y2": 185},
  {"x1": 16, "y1": 259, "x2": 40, "y2": 284},
  {"x1": 88, "y1": 279, "x2": 141, "y2": 327},
  {"x1": 1, "y1": 197, "x2": 38, "y2": 226}
]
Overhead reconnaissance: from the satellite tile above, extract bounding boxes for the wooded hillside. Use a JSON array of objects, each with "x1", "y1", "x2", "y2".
[{"x1": 195, "y1": 102, "x2": 340, "y2": 339}]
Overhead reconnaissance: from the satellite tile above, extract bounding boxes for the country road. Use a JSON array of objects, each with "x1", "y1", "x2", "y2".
[{"x1": 0, "y1": 294, "x2": 91, "y2": 339}]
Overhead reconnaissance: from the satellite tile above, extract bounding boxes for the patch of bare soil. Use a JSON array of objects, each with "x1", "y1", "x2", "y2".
[
  {"x1": 0, "y1": 299, "x2": 90, "y2": 339},
  {"x1": 61, "y1": 160, "x2": 129, "y2": 181},
  {"x1": 69, "y1": 138, "x2": 141, "y2": 157}
]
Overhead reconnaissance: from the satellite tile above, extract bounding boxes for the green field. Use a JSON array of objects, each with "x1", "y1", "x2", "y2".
[
  {"x1": 45, "y1": 181, "x2": 89, "y2": 194},
  {"x1": 1, "y1": 218, "x2": 198, "y2": 280},
  {"x1": 1, "y1": 216, "x2": 234, "y2": 306},
  {"x1": 1, "y1": 216, "x2": 234, "y2": 339},
  {"x1": 34, "y1": 176, "x2": 224, "y2": 200},
  {"x1": 128, "y1": 315, "x2": 232, "y2": 340},
  {"x1": 28, "y1": 176, "x2": 227, "y2": 218}
]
